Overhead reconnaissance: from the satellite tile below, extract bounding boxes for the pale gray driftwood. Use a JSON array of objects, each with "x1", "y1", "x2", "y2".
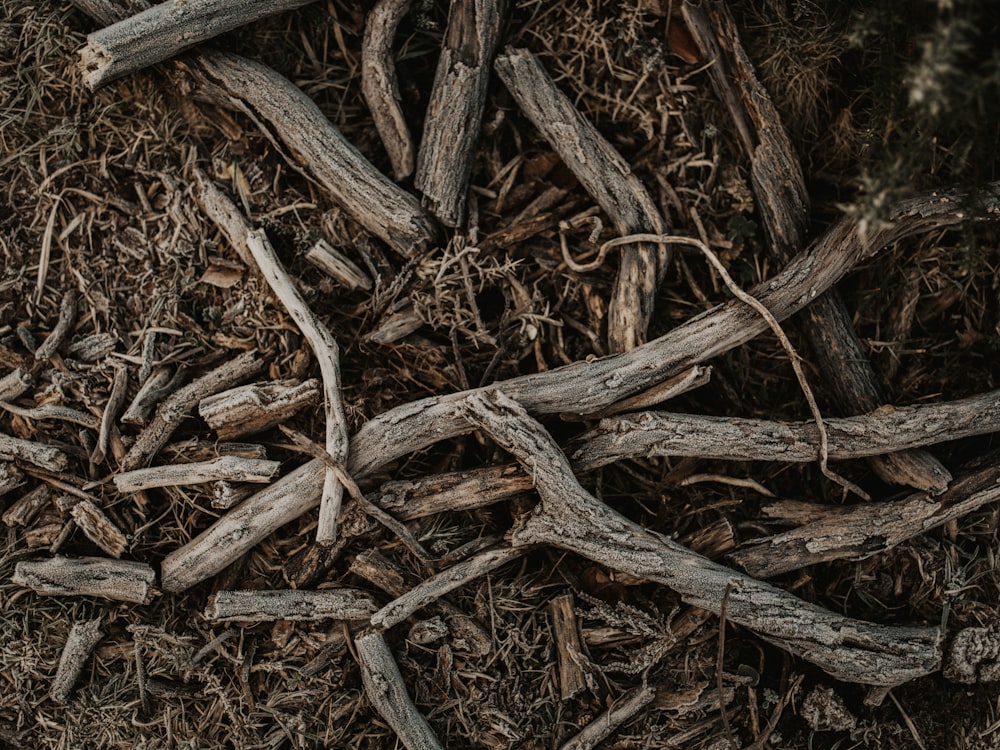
[
  {"x1": 731, "y1": 463, "x2": 1000, "y2": 578},
  {"x1": 204, "y1": 588, "x2": 378, "y2": 622},
  {"x1": 570, "y1": 389, "x2": 1000, "y2": 471},
  {"x1": 415, "y1": 0, "x2": 506, "y2": 226},
  {"x1": 572, "y1": 365, "x2": 712, "y2": 420},
  {"x1": 462, "y1": 389, "x2": 942, "y2": 686},
  {"x1": 245, "y1": 229, "x2": 349, "y2": 545},
  {"x1": 0, "y1": 368, "x2": 33, "y2": 402},
  {"x1": 80, "y1": 0, "x2": 317, "y2": 89},
  {"x1": 305, "y1": 239, "x2": 373, "y2": 291},
  {"x1": 35, "y1": 290, "x2": 78, "y2": 362},
  {"x1": 114, "y1": 455, "x2": 280, "y2": 493},
  {"x1": 3, "y1": 485, "x2": 53, "y2": 527},
  {"x1": 354, "y1": 629, "x2": 446, "y2": 750},
  {"x1": 681, "y1": 0, "x2": 949, "y2": 495},
  {"x1": 70, "y1": 499, "x2": 127, "y2": 557},
  {"x1": 0, "y1": 433, "x2": 69, "y2": 472},
  {"x1": 377, "y1": 463, "x2": 535, "y2": 521},
  {"x1": 13, "y1": 556, "x2": 156, "y2": 603},
  {"x1": 198, "y1": 378, "x2": 320, "y2": 440},
  {"x1": 371, "y1": 545, "x2": 526, "y2": 629},
  {"x1": 560, "y1": 685, "x2": 655, "y2": 750},
  {"x1": 361, "y1": 0, "x2": 415, "y2": 180},
  {"x1": 121, "y1": 366, "x2": 175, "y2": 426},
  {"x1": 159, "y1": 184, "x2": 1000, "y2": 593},
  {"x1": 212, "y1": 480, "x2": 252, "y2": 509},
  {"x1": 495, "y1": 47, "x2": 668, "y2": 352},
  {"x1": 188, "y1": 52, "x2": 437, "y2": 257},
  {"x1": 0, "y1": 402, "x2": 98, "y2": 429},
  {"x1": 122, "y1": 350, "x2": 262, "y2": 471},
  {"x1": 50, "y1": 618, "x2": 104, "y2": 704}
]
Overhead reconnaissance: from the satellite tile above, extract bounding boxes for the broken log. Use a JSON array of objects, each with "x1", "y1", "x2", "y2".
[
  {"x1": 0, "y1": 462, "x2": 24, "y2": 497},
  {"x1": 0, "y1": 433, "x2": 69, "y2": 472},
  {"x1": 462, "y1": 389, "x2": 942, "y2": 687},
  {"x1": 120, "y1": 366, "x2": 176, "y2": 427},
  {"x1": 354, "y1": 629, "x2": 446, "y2": 750},
  {"x1": 494, "y1": 47, "x2": 668, "y2": 352},
  {"x1": 113, "y1": 456, "x2": 280, "y2": 493},
  {"x1": 549, "y1": 593, "x2": 587, "y2": 701},
  {"x1": 122, "y1": 350, "x2": 262, "y2": 471},
  {"x1": 198, "y1": 378, "x2": 320, "y2": 440},
  {"x1": 681, "y1": 0, "x2": 949, "y2": 494},
  {"x1": 0, "y1": 368, "x2": 33, "y2": 402},
  {"x1": 415, "y1": 0, "x2": 506, "y2": 226},
  {"x1": 731, "y1": 462, "x2": 1000, "y2": 578},
  {"x1": 570, "y1": 389, "x2": 1000, "y2": 471},
  {"x1": 80, "y1": 0, "x2": 317, "y2": 89},
  {"x1": 204, "y1": 588, "x2": 378, "y2": 622},
  {"x1": 361, "y1": 0, "x2": 415, "y2": 180},
  {"x1": 3, "y1": 485, "x2": 53, "y2": 527},
  {"x1": 70, "y1": 499, "x2": 127, "y2": 558},
  {"x1": 211, "y1": 480, "x2": 252, "y2": 510},
  {"x1": 159, "y1": 184, "x2": 1000, "y2": 593},
  {"x1": 50, "y1": 618, "x2": 104, "y2": 704},
  {"x1": 13, "y1": 555, "x2": 157, "y2": 603}
]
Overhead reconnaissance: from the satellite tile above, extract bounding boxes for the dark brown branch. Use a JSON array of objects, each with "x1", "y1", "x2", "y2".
[
  {"x1": 681, "y1": 0, "x2": 950, "y2": 494},
  {"x1": 415, "y1": 0, "x2": 506, "y2": 226},
  {"x1": 494, "y1": 47, "x2": 668, "y2": 352},
  {"x1": 35, "y1": 290, "x2": 78, "y2": 362}
]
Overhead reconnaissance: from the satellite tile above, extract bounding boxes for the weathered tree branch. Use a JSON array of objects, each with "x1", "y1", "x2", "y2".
[
  {"x1": 415, "y1": 0, "x2": 506, "y2": 226},
  {"x1": 560, "y1": 685, "x2": 655, "y2": 750},
  {"x1": 122, "y1": 351, "x2": 262, "y2": 471},
  {"x1": 0, "y1": 433, "x2": 69, "y2": 472},
  {"x1": 549, "y1": 593, "x2": 587, "y2": 701},
  {"x1": 361, "y1": 0, "x2": 415, "y2": 180},
  {"x1": 114, "y1": 456, "x2": 280, "y2": 493},
  {"x1": 70, "y1": 499, "x2": 127, "y2": 557},
  {"x1": 204, "y1": 588, "x2": 378, "y2": 622},
  {"x1": 160, "y1": 184, "x2": 1000, "y2": 593},
  {"x1": 13, "y1": 556, "x2": 157, "y2": 603},
  {"x1": 494, "y1": 47, "x2": 668, "y2": 352},
  {"x1": 199, "y1": 378, "x2": 320, "y2": 440},
  {"x1": 461, "y1": 389, "x2": 942, "y2": 686},
  {"x1": 0, "y1": 368, "x2": 33, "y2": 402},
  {"x1": 91, "y1": 364, "x2": 128, "y2": 465},
  {"x1": 80, "y1": 0, "x2": 317, "y2": 89},
  {"x1": 354, "y1": 629, "x2": 445, "y2": 750},
  {"x1": 35, "y1": 290, "x2": 78, "y2": 362},
  {"x1": 570, "y1": 389, "x2": 1000, "y2": 471},
  {"x1": 731, "y1": 462, "x2": 1000, "y2": 578},
  {"x1": 681, "y1": 0, "x2": 950, "y2": 494},
  {"x1": 50, "y1": 618, "x2": 104, "y2": 704}
]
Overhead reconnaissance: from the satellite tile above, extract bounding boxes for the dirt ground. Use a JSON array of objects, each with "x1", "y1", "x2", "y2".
[{"x1": 2, "y1": 0, "x2": 1000, "y2": 748}]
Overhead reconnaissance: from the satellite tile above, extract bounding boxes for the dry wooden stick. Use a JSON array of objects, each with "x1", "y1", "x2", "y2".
[
  {"x1": 462, "y1": 389, "x2": 942, "y2": 686},
  {"x1": 0, "y1": 463, "x2": 24, "y2": 496},
  {"x1": 0, "y1": 402, "x2": 99, "y2": 429},
  {"x1": 371, "y1": 545, "x2": 526, "y2": 629},
  {"x1": 571, "y1": 365, "x2": 712, "y2": 420},
  {"x1": 245, "y1": 229, "x2": 349, "y2": 545},
  {"x1": 354, "y1": 629, "x2": 446, "y2": 750},
  {"x1": 361, "y1": 0, "x2": 415, "y2": 180},
  {"x1": 91, "y1": 364, "x2": 128, "y2": 465},
  {"x1": 3, "y1": 485, "x2": 53, "y2": 527},
  {"x1": 122, "y1": 350, "x2": 262, "y2": 471},
  {"x1": 560, "y1": 685, "x2": 655, "y2": 750},
  {"x1": 113, "y1": 456, "x2": 280, "y2": 493},
  {"x1": 549, "y1": 593, "x2": 587, "y2": 701},
  {"x1": 187, "y1": 52, "x2": 437, "y2": 257},
  {"x1": 71, "y1": 499, "x2": 127, "y2": 557},
  {"x1": 34, "y1": 290, "x2": 78, "y2": 362},
  {"x1": 212, "y1": 480, "x2": 252, "y2": 510},
  {"x1": 50, "y1": 618, "x2": 104, "y2": 704},
  {"x1": 13, "y1": 556, "x2": 157, "y2": 603},
  {"x1": 80, "y1": 0, "x2": 316, "y2": 89},
  {"x1": 570, "y1": 388, "x2": 1000, "y2": 471},
  {"x1": 0, "y1": 433, "x2": 69, "y2": 472},
  {"x1": 494, "y1": 47, "x2": 668, "y2": 352},
  {"x1": 415, "y1": 0, "x2": 506, "y2": 226},
  {"x1": 681, "y1": 0, "x2": 949, "y2": 495},
  {"x1": 305, "y1": 240, "x2": 372, "y2": 291},
  {"x1": 204, "y1": 588, "x2": 378, "y2": 622},
  {"x1": 198, "y1": 378, "x2": 320, "y2": 440},
  {"x1": 0, "y1": 368, "x2": 33, "y2": 402},
  {"x1": 377, "y1": 463, "x2": 535, "y2": 521},
  {"x1": 159, "y1": 184, "x2": 1000, "y2": 593},
  {"x1": 121, "y1": 366, "x2": 176, "y2": 427},
  {"x1": 731, "y1": 462, "x2": 1000, "y2": 578}
]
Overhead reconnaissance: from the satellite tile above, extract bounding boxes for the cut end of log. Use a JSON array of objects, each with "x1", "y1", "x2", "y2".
[{"x1": 79, "y1": 41, "x2": 113, "y2": 91}]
